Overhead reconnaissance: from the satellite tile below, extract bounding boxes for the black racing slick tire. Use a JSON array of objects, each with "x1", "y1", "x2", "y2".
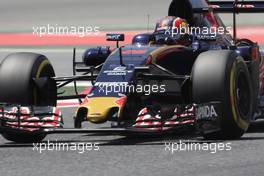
[
  {"x1": 0, "y1": 52, "x2": 56, "y2": 106},
  {"x1": 192, "y1": 50, "x2": 253, "y2": 139},
  {"x1": 0, "y1": 52, "x2": 56, "y2": 143}
]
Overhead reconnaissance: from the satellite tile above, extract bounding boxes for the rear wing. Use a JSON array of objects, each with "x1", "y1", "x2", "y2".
[
  {"x1": 207, "y1": 0, "x2": 264, "y2": 13},
  {"x1": 192, "y1": 0, "x2": 264, "y2": 42}
]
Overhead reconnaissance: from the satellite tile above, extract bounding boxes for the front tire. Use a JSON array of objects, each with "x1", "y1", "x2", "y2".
[
  {"x1": 192, "y1": 50, "x2": 253, "y2": 139},
  {"x1": 0, "y1": 52, "x2": 56, "y2": 143},
  {"x1": 0, "y1": 52, "x2": 56, "y2": 106}
]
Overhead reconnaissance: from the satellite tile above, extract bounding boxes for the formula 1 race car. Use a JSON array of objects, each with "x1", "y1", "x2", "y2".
[{"x1": 0, "y1": 0, "x2": 264, "y2": 143}]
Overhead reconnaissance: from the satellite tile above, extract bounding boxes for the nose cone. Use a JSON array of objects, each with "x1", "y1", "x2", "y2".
[{"x1": 80, "y1": 97, "x2": 124, "y2": 123}]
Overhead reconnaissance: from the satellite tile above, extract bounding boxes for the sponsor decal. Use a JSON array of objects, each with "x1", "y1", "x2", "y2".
[
  {"x1": 237, "y1": 4, "x2": 254, "y2": 8},
  {"x1": 121, "y1": 50, "x2": 146, "y2": 55},
  {"x1": 113, "y1": 66, "x2": 126, "y2": 71},
  {"x1": 196, "y1": 105, "x2": 218, "y2": 120},
  {"x1": 103, "y1": 66, "x2": 133, "y2": 76},
  {"x1": 196, "y1": 34, "x2": 217, "y2": 41},
  {"x1": 95, "y1": 82, "x2": 128, "y2": 87},
  {"x1": 106, "y1": 34, "x2": 124, "y2": 41}
]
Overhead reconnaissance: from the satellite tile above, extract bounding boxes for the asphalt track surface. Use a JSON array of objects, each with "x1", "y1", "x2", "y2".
[{"x1": 1, "y1": 0, "x2": 264, "y2": 176}]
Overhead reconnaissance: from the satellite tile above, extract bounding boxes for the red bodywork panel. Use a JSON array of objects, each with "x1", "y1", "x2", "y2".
[{"x1": 259, "y1": 50, "x2": 264, "y2": 95}]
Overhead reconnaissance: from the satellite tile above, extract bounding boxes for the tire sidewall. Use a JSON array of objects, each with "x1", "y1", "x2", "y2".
[
  {"x1": 222, "y1": 57, "x2": 253, "y2": 135},
  {"x1": 192, "y1": 50, "x2": 253, "y2": 139}
]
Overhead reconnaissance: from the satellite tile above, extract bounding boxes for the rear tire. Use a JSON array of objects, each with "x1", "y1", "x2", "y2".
[
  {"x1": 0, "y1": 52, "x2": 56, "y2": 143},
  {"x1": 192, "y1": 50, "x2": 253, "y2": 139}
]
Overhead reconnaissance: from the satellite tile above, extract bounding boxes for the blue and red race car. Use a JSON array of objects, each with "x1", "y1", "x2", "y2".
[{"x1": 0, "y1": 0, "x2": 264, "y2": 142}]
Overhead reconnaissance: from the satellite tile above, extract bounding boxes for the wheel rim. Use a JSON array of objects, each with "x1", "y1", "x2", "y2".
[{"x1": 235, "y1": 70, "x2": 251, "y2": 118}]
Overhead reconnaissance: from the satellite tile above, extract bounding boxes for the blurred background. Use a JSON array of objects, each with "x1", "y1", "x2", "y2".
[{"x1": 0, "y1": 0, "x2": 263, "y2": 33}]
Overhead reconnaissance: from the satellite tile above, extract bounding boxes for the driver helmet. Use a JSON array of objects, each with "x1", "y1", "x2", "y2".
[{"x1": 154, "y1": 16, "x2": 190, "y2": 45}]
